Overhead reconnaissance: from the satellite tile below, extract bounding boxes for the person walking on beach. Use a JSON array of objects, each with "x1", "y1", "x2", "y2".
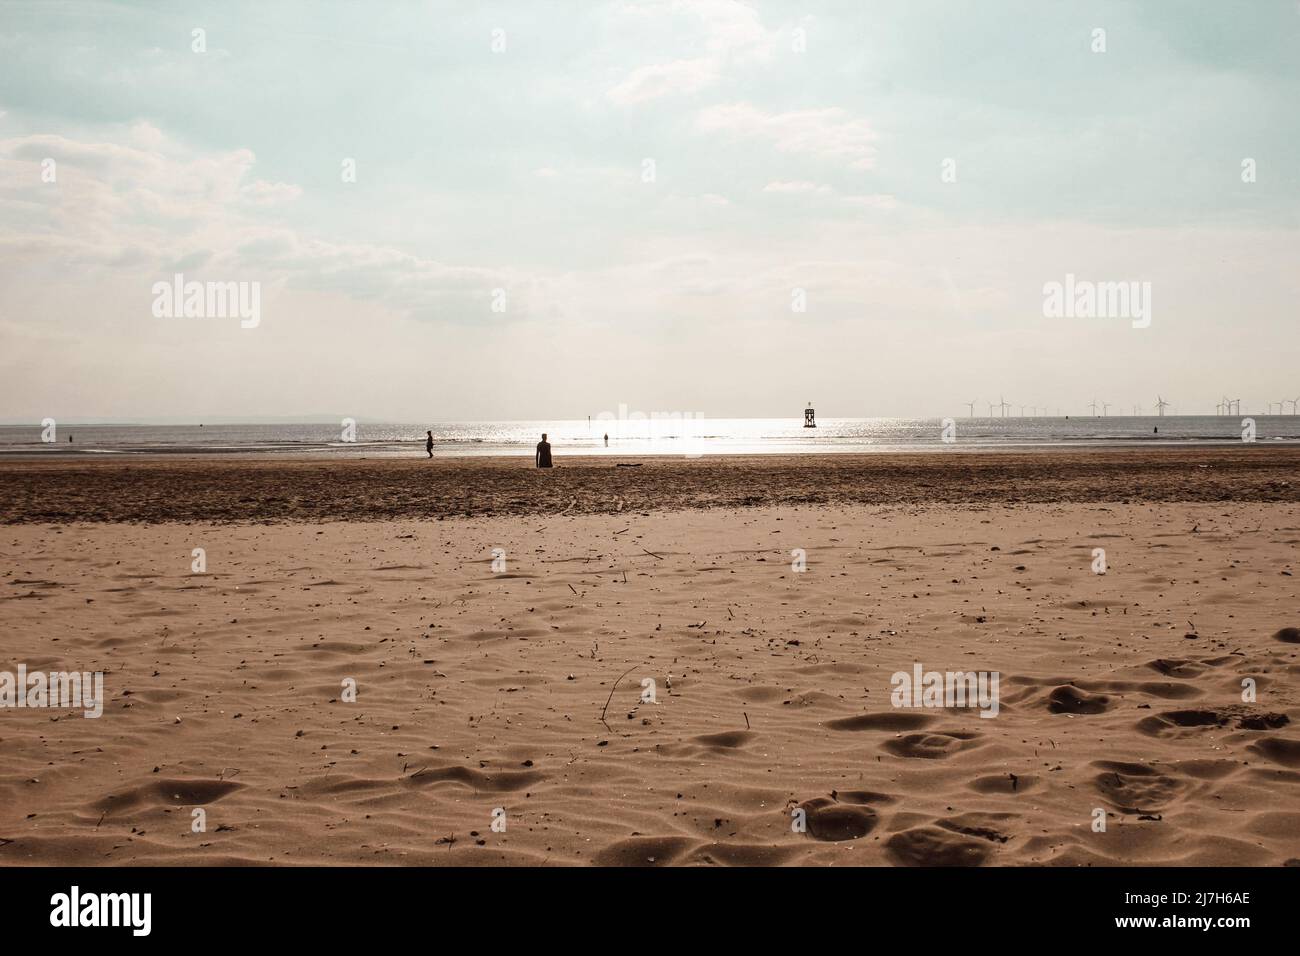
[
  {"x1": 426, "y1": 430, "x2": 434, "y2": 458},
  {"x1": 536, "y1": 433, "x2": 553, "y2": 468}
]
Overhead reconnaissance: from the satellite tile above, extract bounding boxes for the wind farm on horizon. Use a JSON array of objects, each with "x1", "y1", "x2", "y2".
[{"x1": 951, "y1": 395, "x2": 1299, "y2": 418}]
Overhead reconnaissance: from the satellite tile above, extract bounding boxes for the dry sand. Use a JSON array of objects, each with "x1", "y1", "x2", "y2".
[{"x1": 0, "y1": 450, "x2": 1297, "y2": 866}]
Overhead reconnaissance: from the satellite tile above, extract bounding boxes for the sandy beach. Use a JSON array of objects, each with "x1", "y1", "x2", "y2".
[{"x1": 1, "y1": 448, "x2": 1297, "y2": 866}]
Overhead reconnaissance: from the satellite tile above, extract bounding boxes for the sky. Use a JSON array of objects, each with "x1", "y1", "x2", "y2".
[{"x1": 1, "y1": 0, "x2": 1298, "y2": 422}]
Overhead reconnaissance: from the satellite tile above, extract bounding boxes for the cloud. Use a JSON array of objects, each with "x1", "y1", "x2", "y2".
[
  {"x1": 0, "y1": 126, "x2": 510, "y2": 321},
  {"x1": 696, "y1": 103, "x2": 878, "y2": 169},
  {"x1": 612, "y1": 0, "x2": 773, "y2": 56},
  {"x1": 607, "y1": 58, "x2": 718, "y2": 105},
  {"x1": 605, "y1": 0, "x2": 777, "y2": 105}
]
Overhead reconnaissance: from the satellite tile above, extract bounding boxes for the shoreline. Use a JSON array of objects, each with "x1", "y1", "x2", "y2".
[
  {"x1": 2, "y1": 436, "x2": 1298, "y2": 461},
  {"x1": 2, "y1": 445, "x2": 1297, "y2": 523}
]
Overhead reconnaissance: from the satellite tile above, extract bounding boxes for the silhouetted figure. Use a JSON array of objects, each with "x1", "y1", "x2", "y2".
[
  {"x1": 426, "y1": 430, "x2": 434, "y2": 458},
  {"x1": 603, "y1": 433, "x2": 609, "y2": 447},
  {"x1": 536, "y1": 433, "x2": 553, "y2": 468}
]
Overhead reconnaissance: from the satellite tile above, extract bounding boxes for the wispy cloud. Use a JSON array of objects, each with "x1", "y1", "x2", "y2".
[
  {"x1": 696, "y1": 103, "x2": 878, "y2": 170},
  {"x1": 605, "y1": 0, "x2": 777, "y2": 105},
  {"x1": 607, "y1": 58, "x2": 718, "y2": 104},
  {"x1": 0, "y1": 126, "x2": 508, "y2": 321}
]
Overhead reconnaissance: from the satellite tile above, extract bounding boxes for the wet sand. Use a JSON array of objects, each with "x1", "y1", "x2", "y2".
[{"x1": 1, "y1": 446, "x2": 1297, "y2": 523}]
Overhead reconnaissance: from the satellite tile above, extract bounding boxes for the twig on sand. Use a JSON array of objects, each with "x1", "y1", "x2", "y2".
[
  {"x1": 600, "y1": 665, "x2": 638, "y2": 732},
  {"x1": 642, "y1": 548, "x2": 664, "y2": 560},
  {"x1": 744, "y1": 711, "x2": 750, "y2": 730},
  {"x1": 568, "y1": 583, "x2": 578, "y2": 595}
]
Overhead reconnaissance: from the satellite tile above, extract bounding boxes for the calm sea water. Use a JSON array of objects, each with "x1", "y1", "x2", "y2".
[{"x1": 2, "y1": 416, "x2": 1297, "y2": 458}]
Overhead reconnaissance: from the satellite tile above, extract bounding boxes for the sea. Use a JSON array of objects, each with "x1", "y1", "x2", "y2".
[{"x1": 2, "y1": 416, "x2": 1297, "y2": 458}]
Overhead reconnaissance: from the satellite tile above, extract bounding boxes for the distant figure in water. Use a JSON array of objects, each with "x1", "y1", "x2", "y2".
[
  {"x1": 604, "y1": 433, "x2": 609, "y2": 447},
  {"x1": 1154, "y1": 426, "x2": 1158, "y2": 434},
  {"x1": 536, "y1": 433, "x2": 553, "y2": 468},
  {"x1": 426, "y1": 430, "x2": 434, "y2": 458}
]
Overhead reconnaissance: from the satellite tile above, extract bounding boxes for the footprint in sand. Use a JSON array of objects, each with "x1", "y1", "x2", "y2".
[
  {"x1": 936, "y1": 811, "x2": 1016, "y2": 845},
  {"x1": 968, "y1": 772, "x2": 1040, "y2": 794},
  {"x1": 796, "y1": 796, "x2": 880, "y2": 842},
  {"x1": 1047, "y1": 684, "x2": 1111, "y2": 714},
  {"x1": 93, "y1": 778, "x2": 243, "y2": 818},
  {"x1": 654, "y1": 730, "x2": 756, "y2": 758},
  {"x1": 1092, "y1": 760, "x2": 1187, "y2": 814},
  {"x1": 1247, "y1": 737, "x2": 1300, "y2": 768},
  {"x1": 1138, "y1": 707, "x2": 1290, "y2": 738},
  {"x1": 728, "y1": 685, "x2": 786, "y2": 703},
  {"x1": 1238, "y1": 713, "x2": 1290, "y2": 730},
  {"x1": 1146, "y1": 658, "x2": 1209, "y2": 679},
  {"x1": 885, "y1": 826, "x2": 991, "y2": 866},
  {"x1": 592, "y1": 835, "x2": 696, "y2": 867},
  {"x1": 1135, "y1": 709, "x2": 1232, "y2": 737},
  {"x1": 403, "y1": 765, "x2": 543, "y2": 791},
  {"x1": 831, "y1": 789, "x2": 896, "y2": 806},
  {"x1": 693, "y1": 730, "x2": 755, "y2": 749},
  {"x1": 883, "y1": 731, "x2": 982, "y2": 759},
  {"x1": 827, "y1": 711, "x2": 937, "y2": 732}
]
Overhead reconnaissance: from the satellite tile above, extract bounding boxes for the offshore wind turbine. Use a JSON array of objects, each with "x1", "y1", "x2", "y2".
[
  {"x1": 1155, "y1": 395, "x2": 1170, "y2": 416},
  {"x1": 965, "y1": 400, "x2": 976, "y2": 417},
  {"x1": 1289, "y1": 398, "x2": 1300, "y2": 415},
  {"x1": 1102, "y1": 402, "x2": 1111, "y2": 416},
  {"x1": 999, "y1": 395, "x2": 1010, "y2": 417},
  {"x1": 1088, "y1": 399, "x2": 1099, "y2": 416}
]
